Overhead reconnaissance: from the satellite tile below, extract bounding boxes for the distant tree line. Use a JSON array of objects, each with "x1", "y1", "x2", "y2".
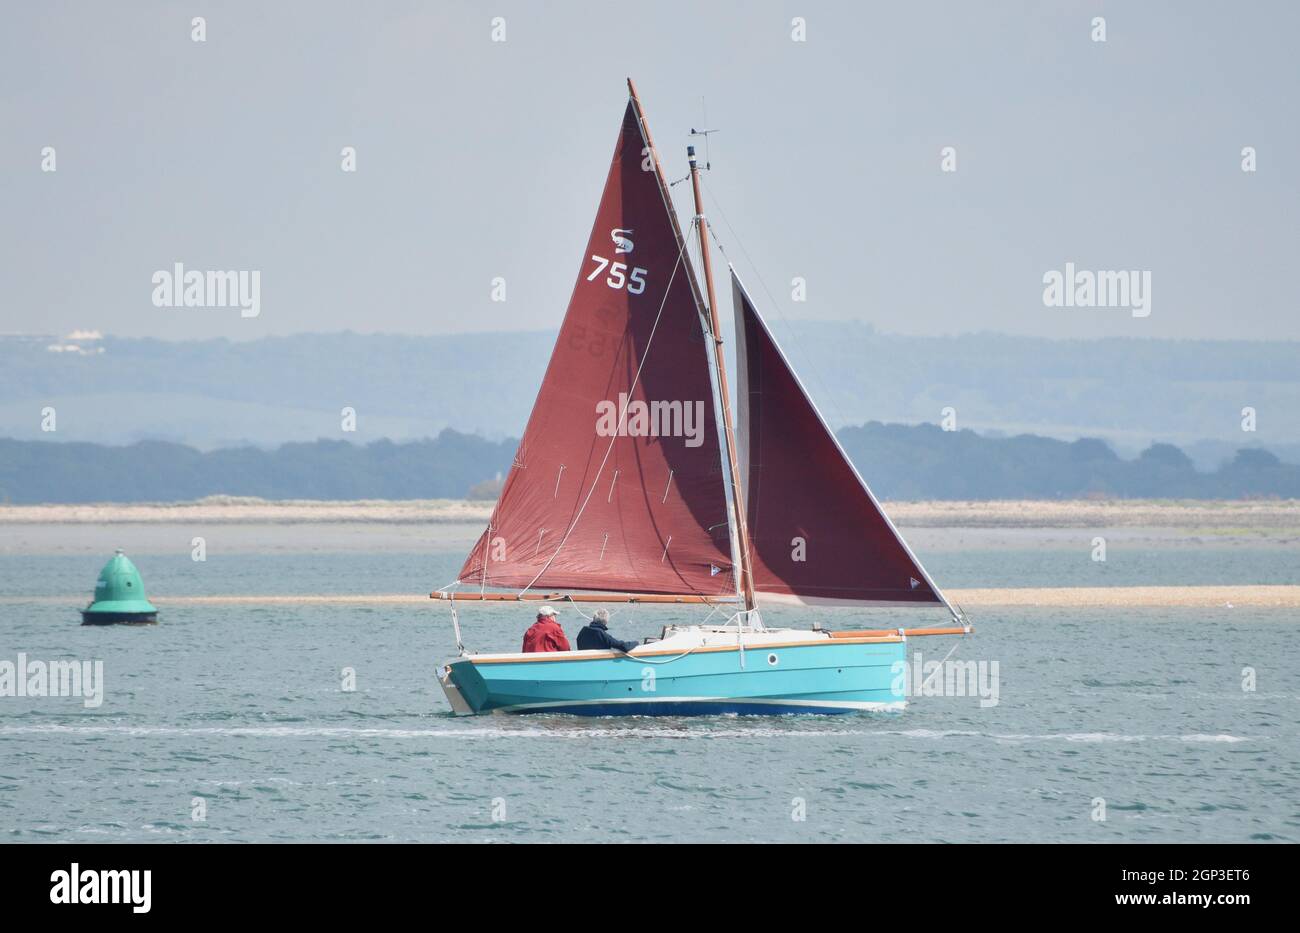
[
  {"x1": 6, "y1": 331, "x2": 1300, "y2": 466},
  {"x1": 1, "y1": 424, "x2": 1296, "y2": 504},
  {"x1": 0, "y1": 431, "x2": 516, "y2": 504},
  {"x1": 837, "y1": 422, "x2": 1300, "y2": 500}
]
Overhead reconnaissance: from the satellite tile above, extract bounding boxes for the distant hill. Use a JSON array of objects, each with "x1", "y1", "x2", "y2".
[
  {"x1": 1, "y1": 426, "x2": 1296, "y2": 504},
  {"x1": 0, "y1": 331, "x2": 545, "y2": 448},
  {"x1": 0, "y1": 431, "x2": 515, "y2": 504},
  {"x1": 3, "y1": 329, "x2": 1298, "y2": 468}
]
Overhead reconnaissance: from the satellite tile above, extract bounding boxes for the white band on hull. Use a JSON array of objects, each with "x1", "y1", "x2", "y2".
[{"x1": 447, "y1": 693, "x2": 905, "y2": 716}]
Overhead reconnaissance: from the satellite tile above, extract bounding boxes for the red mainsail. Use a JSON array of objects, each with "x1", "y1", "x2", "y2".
[
  {"x1": 732, "y1": 272, "x2": 947, "y2": 608},
  {"x1": 456, "y1": 101, "x2": 735, "y2": 597}
]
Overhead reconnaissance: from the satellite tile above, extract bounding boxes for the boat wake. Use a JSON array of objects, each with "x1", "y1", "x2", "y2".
[{"x1": 0, "y1": 724, "x2": 1251, "y2": 743}]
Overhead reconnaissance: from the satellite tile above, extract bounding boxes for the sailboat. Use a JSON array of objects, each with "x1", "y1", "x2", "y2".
[{"x1": 434, "y1": 80, "x2": 970, "y2": 716}]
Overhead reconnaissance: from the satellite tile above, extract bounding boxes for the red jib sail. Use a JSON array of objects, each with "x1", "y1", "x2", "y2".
[
  {"x1": 457, "y1": 101, "x2": 735, "y2": 597},
  {"x1": 732, "y1": 272, "x2": 947, "y2": 608}
]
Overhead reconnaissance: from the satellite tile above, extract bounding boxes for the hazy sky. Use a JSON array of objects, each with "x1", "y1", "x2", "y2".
[{"x1": 2, "y1": 1, "x2": 1297, "y2": 341}]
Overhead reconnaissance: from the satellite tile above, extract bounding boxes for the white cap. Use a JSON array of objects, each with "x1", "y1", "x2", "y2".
[{"x1": 537, "y1": 605, "x2": 558, "y2": 617}]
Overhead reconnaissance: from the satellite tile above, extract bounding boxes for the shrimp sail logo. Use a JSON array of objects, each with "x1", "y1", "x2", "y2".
[{"x1": 611, "y1": 228, "x2": 634, "y2": 254}]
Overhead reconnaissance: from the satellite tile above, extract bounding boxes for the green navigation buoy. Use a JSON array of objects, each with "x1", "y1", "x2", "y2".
[{"x1": 81, "y1": 548, "x2": 158, "y2": 625}]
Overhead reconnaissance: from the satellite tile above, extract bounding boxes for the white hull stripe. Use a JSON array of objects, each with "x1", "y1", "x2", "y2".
[{"x1": 488, "y1": 695, "x2": 906, "y2": 714}]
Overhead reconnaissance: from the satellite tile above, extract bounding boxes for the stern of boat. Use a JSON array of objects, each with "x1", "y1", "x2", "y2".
[{"x1": 437, "y1": 661, "x2": 477, "y2": 715}]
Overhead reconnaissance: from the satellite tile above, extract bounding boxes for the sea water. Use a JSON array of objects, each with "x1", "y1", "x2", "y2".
[{"x1": 0, "y1": 529, "x2": 1296, "y2": 842}]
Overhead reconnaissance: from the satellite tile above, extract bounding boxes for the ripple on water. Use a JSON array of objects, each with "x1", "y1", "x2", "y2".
[{"x1": 4, "y1": 591, "x2": 1297, "y2": 842}]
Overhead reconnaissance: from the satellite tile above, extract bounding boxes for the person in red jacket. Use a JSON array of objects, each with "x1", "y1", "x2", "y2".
[{"x1": 521, "y1": 606, "x2": 570, "y2": 653}]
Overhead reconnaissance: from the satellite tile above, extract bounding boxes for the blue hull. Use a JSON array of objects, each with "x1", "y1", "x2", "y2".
[{"x1": 443, "y1": 636, "x2": 906, "y2": 716}]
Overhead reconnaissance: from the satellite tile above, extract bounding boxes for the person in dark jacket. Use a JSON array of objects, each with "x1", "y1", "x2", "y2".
[{"x1": 576, "y1": 609, "x2": 638, "y2": 652}]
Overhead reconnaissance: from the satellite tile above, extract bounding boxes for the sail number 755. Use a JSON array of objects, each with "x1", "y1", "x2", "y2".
[{"x1": 587, "y1": 255, "x2": 647, "y2": 295}]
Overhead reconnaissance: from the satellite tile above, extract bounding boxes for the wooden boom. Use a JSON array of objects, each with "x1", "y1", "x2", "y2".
[
  {"x1": 431, "y1": 592, "x2": 972, "y2": 637},
  {"x1": 829, "y1": 626, "x2": 972, "y2": 638},
  {"x1": 432, "y1": 591, "x2": 738, "y2": 604}
]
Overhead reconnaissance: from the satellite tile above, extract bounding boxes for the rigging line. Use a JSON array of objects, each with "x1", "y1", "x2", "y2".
[
  {"x1": 699, "y1": 179, "x2": 856, "y2": 434},
  {"x1": 700, "y1": 97, "x2": 711, "y2": 167},
  {"x1": 562, "y1": 595, "x2": 594, "y2": 622},
  {"x1": 516, "y1": 221, "x2": 700, "y2": 597},
  {"x1": 450, "y1": 600, "x2": 466, "y2": 655},
  {"x1": 627, "y1": 639, "x2": 708, "y2": 665},
  {"x1": 931, "y1": 635, "x2": 962, "y2": 670}
]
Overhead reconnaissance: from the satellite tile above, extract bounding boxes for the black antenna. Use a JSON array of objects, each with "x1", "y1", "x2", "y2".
[{"x1": 689, "y1": 96, "x2": 717, "y2": 170}]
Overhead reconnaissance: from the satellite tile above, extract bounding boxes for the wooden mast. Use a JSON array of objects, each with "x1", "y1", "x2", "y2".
[
  {"x1": 625, "y1": 78, "x2": 756, "y2": 614},
  {"x1": 686, "y1": 144, "x2": 757, "y2": 613}
]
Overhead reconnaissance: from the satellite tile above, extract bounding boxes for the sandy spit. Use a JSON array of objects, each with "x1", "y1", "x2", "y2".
[
  {"x1": 946, "y1": 585, "x2": 1300, "y2": 608},
  {"x1": 3, "y1": 497, "x2": 1299, "y2": 529},
  {"x1": 19, "y1": 585, "x2": 1274, "y2": 609},
  {"x1": 887, "y1": 499, "x2": 1300, "y2": 529},
  {"x1": 0, "y1": 497, "x2": 492, "y2": 525}
]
